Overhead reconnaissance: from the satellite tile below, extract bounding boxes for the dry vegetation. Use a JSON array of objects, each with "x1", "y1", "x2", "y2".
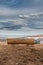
[{"x1": 0, "y1": 44, "x2": 43, "y2": 65}]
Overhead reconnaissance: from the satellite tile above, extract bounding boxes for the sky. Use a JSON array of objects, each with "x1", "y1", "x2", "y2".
[{"x1": 0, "y1": 0, "x2": 43, "y2": 38}]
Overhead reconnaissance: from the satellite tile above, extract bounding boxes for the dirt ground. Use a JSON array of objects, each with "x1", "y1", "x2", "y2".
[{"x1": 0, "y1": 44, "x2": 43, "y2": 65}]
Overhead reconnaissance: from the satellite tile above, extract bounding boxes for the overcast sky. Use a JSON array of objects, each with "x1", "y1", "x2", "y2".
[{"x1": 0, "y1": 0, "x2": 43, "y2": 37}]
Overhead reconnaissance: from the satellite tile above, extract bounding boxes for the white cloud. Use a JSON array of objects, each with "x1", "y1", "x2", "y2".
[
  {"x1": 19, "y1": 12, "x2": 43, "y2": 19},
  {"x1": 0, "y1": 7, "x2": 43, "y2": 36},
  {"x1": 0, "y1": 7, "x2": 43, "y2": 21},
  {"x1": 0, "y1": 7, "x2": 42, "y2": 18}
]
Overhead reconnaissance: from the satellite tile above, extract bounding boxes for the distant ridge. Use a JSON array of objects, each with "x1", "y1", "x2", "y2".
[
  {"x1": 26, "y1": 34, "x2": 43, "y2": 37},
  {"x1": 0, "y1": 34, "x2": 43, "y2": 39}
]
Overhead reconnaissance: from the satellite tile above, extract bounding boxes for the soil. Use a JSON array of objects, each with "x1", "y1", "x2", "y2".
[{"x1": 0, "y1": 44, "x2": 43, "y2": 65}]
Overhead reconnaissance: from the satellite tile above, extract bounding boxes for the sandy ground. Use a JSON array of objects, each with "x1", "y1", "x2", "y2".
[{"x1": 0, "y1": 44, "x2": 43, "y2": 65}]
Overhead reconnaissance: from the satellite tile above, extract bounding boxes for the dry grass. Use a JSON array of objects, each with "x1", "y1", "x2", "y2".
[{"x1": 0, "y1": 44, "x2": 43, "y2": 65}]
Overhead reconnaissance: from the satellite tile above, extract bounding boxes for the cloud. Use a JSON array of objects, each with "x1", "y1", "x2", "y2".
[
  {"x1": 0, "y1": 7, "x2": 43, "y2": 19},
  {"x1": 0, "y1": 7, "x2": 19, "y2": 17},
  {"x1": 0, "y1": 7, "x2": 43, "y2": 31},
  {"x1": 0, "y1": 21, "x2": 23, "y2": 30},
  {"x1": 18, "y1": 12, "x2": 43, "y2": 29},
  {"x1": 0, "y1": 1, "x2": 43, "y2": 36},
  {"x1": 19, "y1": 12, "x2": 43, "y2": 19}
]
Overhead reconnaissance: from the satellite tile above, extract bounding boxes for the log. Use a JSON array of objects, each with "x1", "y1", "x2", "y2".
[{"x1": 7, "y1": 38, "x2": 35, "y2": 45}]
